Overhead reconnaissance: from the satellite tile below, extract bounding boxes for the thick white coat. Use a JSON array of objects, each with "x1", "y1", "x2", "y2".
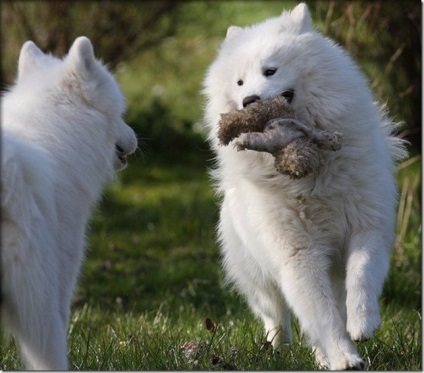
[
  {"x1": 203, "y1": 3, "x2": 406, "y2": 370},
  {"x1": 1, "y1": 37, "x2": 137, "y2": 370}
]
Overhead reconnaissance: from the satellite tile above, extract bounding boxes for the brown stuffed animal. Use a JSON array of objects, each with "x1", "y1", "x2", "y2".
[{"x1": 218, "y1": 97, "x2": 343, "y2": 178}]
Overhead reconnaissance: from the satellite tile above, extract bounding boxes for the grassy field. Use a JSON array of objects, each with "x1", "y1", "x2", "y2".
[
  {"x1": 73, "y1": 156, "x2": 422, "y2": 371},
  {"x1": 1, "y1": 153, "x2": 420, "y2": 370},
  {"x1": 1, "y1": 1, "x2": 421, "y2": 370}
]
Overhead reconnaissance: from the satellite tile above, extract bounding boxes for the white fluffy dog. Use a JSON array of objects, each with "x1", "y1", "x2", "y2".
[
  {"x1": 1, "y1": 37, "x2": 137, "y2": 370},
  {"x1": 203, "y1": 3, "x2": 406, "y2": 370}
]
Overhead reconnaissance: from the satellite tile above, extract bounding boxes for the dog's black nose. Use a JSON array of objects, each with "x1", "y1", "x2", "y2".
[{"x1": 243, "y1": 95, "x2": 260, "y2": 108}]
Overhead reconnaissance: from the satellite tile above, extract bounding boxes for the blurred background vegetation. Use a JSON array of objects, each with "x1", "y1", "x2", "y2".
[{"x1": 1, "y1": 0, "x2": 421, "y2": 154}]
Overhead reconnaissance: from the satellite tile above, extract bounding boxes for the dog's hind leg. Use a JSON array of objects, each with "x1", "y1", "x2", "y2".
[
  {"x1": 1, "y1": 222, "x2": 68, "y2": 370},
  {"x1": 3, "y1": 276, "x2": 68, "y2": 370},
  {"x1": 2, "y1": 269, "x2": 68, "y2": 370},
  {"x1": 18, "y1": 313, "x2": 68, "y2": 370}
]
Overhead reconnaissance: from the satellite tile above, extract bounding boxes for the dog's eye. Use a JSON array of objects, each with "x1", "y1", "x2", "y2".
[
  {"x1": 281, "y1": 89, "x2": 294, "y2": 103},
  {"x1": 264, "y1": 68, "x2": 278, "y2": 77},
  {"x1": 237, "y1": 79, "x2": 244, "y2": 86}
]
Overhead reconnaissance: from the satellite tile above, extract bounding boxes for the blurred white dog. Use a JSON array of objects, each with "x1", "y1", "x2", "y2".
[
  {"x1": 1, "y1": 37, "x2": 137, "y2": 370},
  {"x1": 203, "y1": 3, "x2": 406, "y2": 370}
]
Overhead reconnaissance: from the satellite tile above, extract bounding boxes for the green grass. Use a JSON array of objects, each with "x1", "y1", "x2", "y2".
[
  {"x1": 78, "y1": 155, "x2": 423, "y2": 371},
  {"x1": 1, "y1": 2, "x2": 421, "y2": 370},
  {"x1": 1, "y1": 153, "x2": 420, "y2": 371},
  {"x1": 73, "y1": 156, "x2": 422, "y2": 371}
]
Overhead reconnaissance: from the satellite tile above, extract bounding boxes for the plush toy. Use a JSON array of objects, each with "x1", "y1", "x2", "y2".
[{"x1": 218, "y1": 97, "x2": 343, "y2": 178}]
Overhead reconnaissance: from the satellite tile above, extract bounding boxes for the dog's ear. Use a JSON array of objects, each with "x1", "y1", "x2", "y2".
[
  {"x1": 67, "y1": 36, "x2": 96, "y2": 79},
  {"x1": 288, "y1": 3, "x2": 313, "y2": 32},
  {"x1": 226, "y1": 25, "x2": 242, "y2": 39},
  {"x1": 17, "y1": 41, "x2": 45, "y2": 81}
]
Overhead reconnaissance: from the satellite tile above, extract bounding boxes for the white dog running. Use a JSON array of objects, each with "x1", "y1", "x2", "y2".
[
  {"x1": 1, "y1": 37, "x2": 137, "y2": 370},
  {"x1": 203, "y1": 3, "x2": 406, "y2": 370}
]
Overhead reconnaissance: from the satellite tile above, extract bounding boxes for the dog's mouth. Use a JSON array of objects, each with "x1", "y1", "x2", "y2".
[
  {"x1": 241, "y1": 89, "x2": 295, "y2": 110},
  {"x1": 114, "y1": 144, "x2": 128, "y2": 170},
  {"x1": 279, "y1": 89, "x2": 295, "y2": 104}
]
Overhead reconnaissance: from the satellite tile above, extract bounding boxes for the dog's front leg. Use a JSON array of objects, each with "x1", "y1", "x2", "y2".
[
  {"x1": 278, "y1": 245, "x2": 364, "y2": 370},
  {"x1": 345, "y1": 231, "x2": 390, "y2": 342}
]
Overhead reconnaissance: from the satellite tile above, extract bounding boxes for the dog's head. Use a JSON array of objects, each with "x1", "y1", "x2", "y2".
[{"x1": 17, "y1": 37, "x2": 137, "y2": 171}]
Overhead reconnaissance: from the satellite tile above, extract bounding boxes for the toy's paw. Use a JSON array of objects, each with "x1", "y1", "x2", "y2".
[
  {"x1": 234, "y1": 140, "x2": 246, "y2": 152},
  {"x1": 275, "y1": 139, "x2": 321, "y2": 178}
]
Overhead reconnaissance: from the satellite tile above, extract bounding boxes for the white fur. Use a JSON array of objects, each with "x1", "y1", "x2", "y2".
[
  {"x1": 203, "y1": 3, "x2": 406, "y2": 370},
  {"x1": 1, "y1": 37, "x2": 137, "y2": 370}
]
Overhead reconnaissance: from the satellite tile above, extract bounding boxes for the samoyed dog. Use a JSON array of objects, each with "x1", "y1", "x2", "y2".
[
  {"x1": 203, "y1": 3, "x2": 406, "y2": 370},
  {"x1": 1, "y1": 37, "x2": 137, "y2": 370}
]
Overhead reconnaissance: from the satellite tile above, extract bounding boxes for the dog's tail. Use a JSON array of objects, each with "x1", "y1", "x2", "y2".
[
  {"x1": 378, "y1": 104, "x2": 409, "y2": 164},
  {"x1": 2, "y1": 134, "x2": 51, "y2": 233},
  {"x1": 2, "y1": 133, "x2": 59, "y2": 250}
]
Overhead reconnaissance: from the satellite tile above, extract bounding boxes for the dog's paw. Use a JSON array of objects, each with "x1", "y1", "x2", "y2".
[
  {"x1": 331, "y1": 353, "x2": 366, "y2": 371},
  {"x1": 347, "y1": 307, "x2": 380, "y2": 342},
  {"x1": 313, "y1": 346, "x2": 329, "y2": 369}
]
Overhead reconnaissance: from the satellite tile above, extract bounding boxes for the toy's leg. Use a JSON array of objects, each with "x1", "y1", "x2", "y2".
[{"x1": 346, "y1": 232, "x2": 389, "y2": 341}]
